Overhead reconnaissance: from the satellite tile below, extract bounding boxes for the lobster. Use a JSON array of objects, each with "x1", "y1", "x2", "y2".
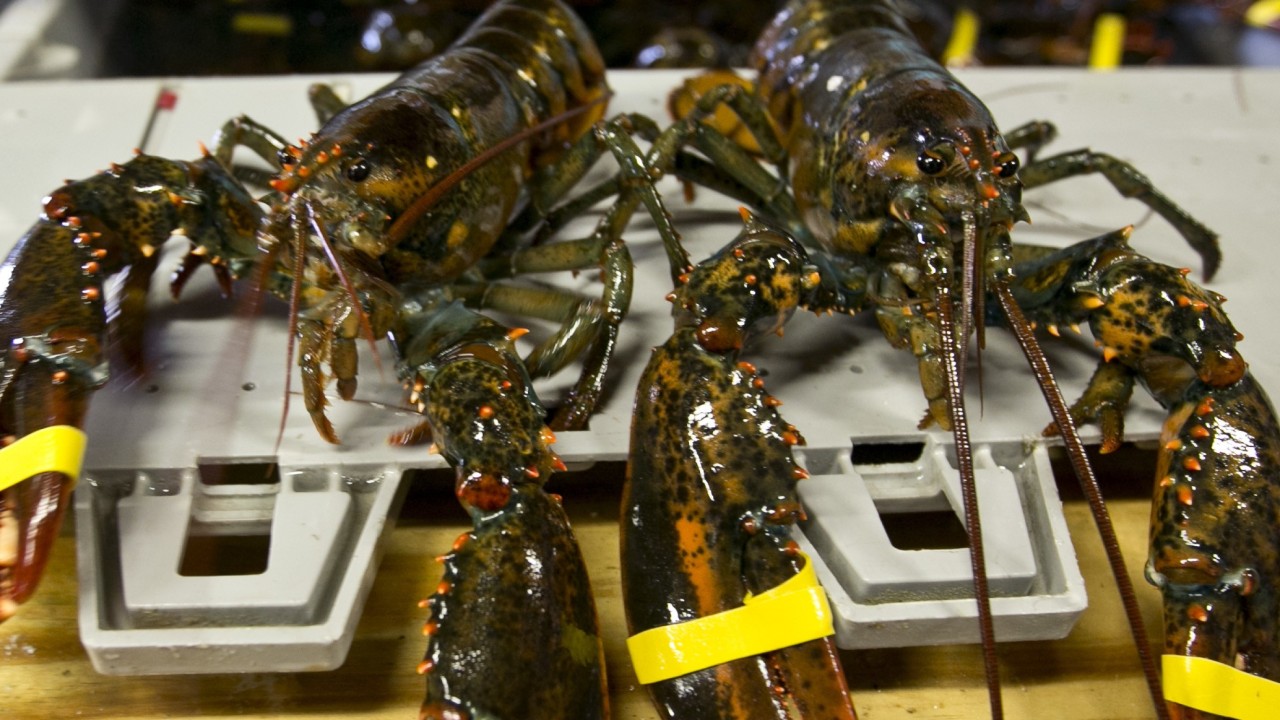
[
  {"x1": 0, "y1": 1, "x2": 698, "y2": 716},
  {"x1": 625, "y1": 0, "x2": 1275, "y2": 717},
  {"x1": 0, "y1": 150, "x2": 262, "y2": 620}
]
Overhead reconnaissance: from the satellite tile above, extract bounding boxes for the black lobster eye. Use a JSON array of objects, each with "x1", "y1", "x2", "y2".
[
  {"x1": 996, "y1": 152, "x2": 1020, "y2": 178},
  {"x1": 277, "y1": 148, "x2": 296, "y2": 166},
  {"x1": 346, "y1": 159, "x2": 371, "y2": 182},
  {"x1": 916, "y1": 150, "x2": 945, "y2": 175}
]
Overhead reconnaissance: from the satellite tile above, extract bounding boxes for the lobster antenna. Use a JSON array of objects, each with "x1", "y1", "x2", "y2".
[
  {"x1": 305, "y1": 202, "x2": 385, "y2": 376},
  {"x1": 936, "y1": 281, "x2": 1003, "y2": 720},
  {"x1": 384, "y1": 93, "x2": 612, "y2": 246},
  {"x1": 993, "y1": 278, "x2": 1170, "y2": 720}
]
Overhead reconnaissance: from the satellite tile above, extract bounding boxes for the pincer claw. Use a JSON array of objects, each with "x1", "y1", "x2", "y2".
[{"x1": 0, "y1": 426, "x2": 86, "y2": 621}]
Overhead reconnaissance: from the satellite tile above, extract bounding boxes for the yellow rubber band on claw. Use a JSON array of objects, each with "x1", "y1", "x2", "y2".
[
  {"x1": 0, "y1": 426, "x2": 87, "y2": 492},
  {"x1": 627, "y1": 553, "x2": 834, "y2": 685},
  {"x1": 1163, "y1": 655, "x2": 1280, "y2": 720}
]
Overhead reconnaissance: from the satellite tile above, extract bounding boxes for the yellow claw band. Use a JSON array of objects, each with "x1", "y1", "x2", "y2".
[
  {"x1": 1089, "y1": 13, "x2": 1126, "y2": 71},
  {"x1": 627, "y1": 552, "x2": 834, "y2": 685},
  {"x1": 941, "y1": 8, "x2": 980, "y2": 67},
  {"x1": 0, "y1": 426, "x2": 87, "y2": 493},
  {"x1": 1163, "y1": 655, "x2": 1280, "y2": 720}
]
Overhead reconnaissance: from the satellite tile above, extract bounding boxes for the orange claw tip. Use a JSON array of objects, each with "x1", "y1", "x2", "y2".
[
  {"x1": 1183, "y1": 457, "x2": 1202, "y2": 472},
  {"x1": 539, "y1": 426, "x2": 557, "y2": 445},
  {"x1": 1159, "y1": 475, "x2": 1175, "y2": 488},
  {"x1": 764, "y1": 395, "x2": 783, "y2": 407},
  {"x1": 451, "y1": 533, "x2": 469, "y2": 551},
  {"x1": 1165, "y1": 439, "x2": 1182, "y2": 451},
  {"x1": 422, "y1": 621, "x2": 438, "y2": 636},
  {"x1": 417, "y1": 598, "x2": 430, "y2": 608},
  {"x1": 523, "y1": 466, "x2": 540, "y2": 479},
  {"x1": 737, "y1": 360, "x2": 758, "y2": 374},
  {"x1": 1047, "y1": 324, "x2": 1060, "y2": 337},
  {"x1": 506, "y1": 327, "x2": 530, "y2": 341},
  {"x1": 738, "y1": 206, "x2": 753, "y2": 223},
  {"x1": 435, "y1": 580, "x2": 451, "y2": 595},
  {"x1": 792, "y1": 466, "x2": 810, "y2": 480},
  {"x1": 552, "y1": 456, "x2": 567, "y2": 472},
  {"x1": 1197, "y1": 398, "x2": 1216, "y2": 416},
  {"x1": 1080, "y1": 294, "x2": 1105, "y2": 310},
  {"x1": 1102, "y1": 346, "x2": 1120, "y2": 363},
  {"x1": 477, "y1": 405, "x2": 495, "y2": 420},
  {"x1": 416, "y1": 660, "x2": 434, "y2": 675},
  {"x1": 1190, "y1": 425, "x2": 1211, "y2": 439}
]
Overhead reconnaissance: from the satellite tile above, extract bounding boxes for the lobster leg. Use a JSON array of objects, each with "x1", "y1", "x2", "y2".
[
  {"x1": 396, "y1": 300, "x2": 607, "y2": 720},
  {"x1": 624, "y1": 214, "x2": 857, "y2": 719},
  {"x1": 0, "y1": 154, "x2": 262, "y2": 619},
  {"x1": 1018, "y1": 150, "x2": 1221, "y2": 279}
]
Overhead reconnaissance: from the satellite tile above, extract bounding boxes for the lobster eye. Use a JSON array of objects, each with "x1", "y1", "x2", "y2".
[
  {"x1": 277, "y1": 148, "x2": 296, "y2": 166},
  {"x1": 996, "y1": 152, "x2": 1020, "y2": 178},
  {"x1": 916, "y1": 150, "x2": 945, "y2": 175},
  {"x1": 346, "y1": 159, "x2": 371, "y2": 182}
]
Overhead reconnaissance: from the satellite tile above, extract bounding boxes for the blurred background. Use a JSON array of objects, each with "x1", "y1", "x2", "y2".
[{"x1": 0, "y1": 0, "x2": 1277, "y2": 81}]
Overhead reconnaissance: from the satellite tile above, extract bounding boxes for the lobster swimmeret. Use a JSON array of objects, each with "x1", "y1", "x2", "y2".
[{"x1": 639, "y1": 0, "x2": 1276, "y2": 717}]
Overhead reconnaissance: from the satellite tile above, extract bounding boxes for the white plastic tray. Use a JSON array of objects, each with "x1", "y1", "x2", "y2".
[{"x1": 2, "y1": 68, "x2": 1278, "y2": 672}]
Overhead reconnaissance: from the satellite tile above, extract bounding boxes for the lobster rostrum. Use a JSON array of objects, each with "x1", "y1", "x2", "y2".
[{"x1": 641, "y1": 0, "x2": 1262, "y2": 716}]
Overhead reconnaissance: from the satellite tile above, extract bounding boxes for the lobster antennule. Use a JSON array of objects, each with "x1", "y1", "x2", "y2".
[
  {"x1": 275, "y1": 203, "x2": 312, "y2": 453},
  {"x1": 304, "y1": 202, "x2": 384, "y2": 376},
  {"x1": 994, "y1": 278, "x2": 1170, "y2": 720}
]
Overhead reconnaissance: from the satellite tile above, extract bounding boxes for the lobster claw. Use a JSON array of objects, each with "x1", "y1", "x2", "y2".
[
  {"x1": 0, "y1": 360, "x2": 94, "y2": 621},
  {"x1": 0, "y1": 470, "x2": 77, "y2": 620}
]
